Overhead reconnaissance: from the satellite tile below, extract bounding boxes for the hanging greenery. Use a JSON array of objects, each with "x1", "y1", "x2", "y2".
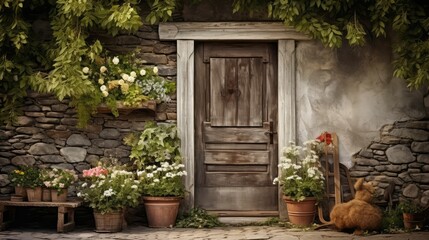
[
  {"x1": 232, "y1": 0, "x2": 429, "y2": 89},
  {"x1": 0, "y1": 0, "x2": 175, "y2": 126}
]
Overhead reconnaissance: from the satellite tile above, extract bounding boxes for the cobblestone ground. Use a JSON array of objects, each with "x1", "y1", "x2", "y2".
[{"x1": 0, "y1": 226, "x2": 428, "y2": 240}]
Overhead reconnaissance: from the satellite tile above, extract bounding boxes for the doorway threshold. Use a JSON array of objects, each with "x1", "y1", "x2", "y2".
[{"x1": 218, "y1": 217, "x2": 277, "y2": 225}]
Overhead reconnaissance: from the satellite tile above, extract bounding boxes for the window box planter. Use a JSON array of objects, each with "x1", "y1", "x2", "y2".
[{"x1": 97, "y1": 100, "x2": 157, "y2": 115}]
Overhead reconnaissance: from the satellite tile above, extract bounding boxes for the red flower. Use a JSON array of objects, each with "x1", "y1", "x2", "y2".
[{"x1": 316, "y1": 132, "x2": 332, "y2": 145}]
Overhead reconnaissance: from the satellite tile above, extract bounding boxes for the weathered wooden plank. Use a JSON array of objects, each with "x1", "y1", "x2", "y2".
[
  {"x1": 177, "y1": 40, "x2": 195, "y2": 211},
  {"x1": 196, "y1": 187, "x2": 278, "y2": 211},
  {"x1": 210, "y1": 58, "x2": 227, "y2": 126},
  {"x1": 278, "y1": 40, "x2": 296, "y2": 219},
  {"x1": 204, "y1": 43, "x2": 270, "y2": 60},
  {"x1": 248, "y1": 58, "x2": 263, "y2": 126},
  {"x1": 205, "y1": 172, "x2": 271, "y2": 186},
  {"x1": 204, "y1": 122, "x2": 270, "y2": 143},
  {"x1": 206, "y1": 165, "x2": 267, "y2": 172},
  {"x1": 0, "y1": 200, "x2": 82, "y2": 208},
  {"x1": 159, "y1": 22, "x2": 311, "y2": 40},
  {"x1": 205, "y1": 143, "x2": 267, "y2": 150},
  {"x1": 210, "y1": 211, "x2": 278, "y2": 217},
  {"x1": 204, "y1": 150, "x2": 269, "y2": 165}
]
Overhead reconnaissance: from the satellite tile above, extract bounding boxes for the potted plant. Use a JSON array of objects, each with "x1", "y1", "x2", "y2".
[
  {"x1": 137, "y1": 161, "x2": 187, "y2": 227},
  {"x1": 273, "y1": 140, "x2": 325, "y2": 226},
  {"x1": 397, "y1": 200, "x2": 426, "y2": 230},
  {"x1": 78, "y1": 164, "x2": 142, "y2": 232},
  {"x1": 42, "y1": 168, "x2": 78, "y2": 202},
  {"x1": 8, "y1": 166, "x2": 29, "y2": 200},
  {"x1": 22, "y1": 166, "x2": 43, "y2": 202},
  {"x1": 125, "y1": 121, "x2": 186, "y2": 227}
]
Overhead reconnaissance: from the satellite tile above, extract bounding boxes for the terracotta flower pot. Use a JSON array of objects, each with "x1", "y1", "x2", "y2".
[
  {"x1": 403, "y1": 213, "x2": 425, "y2": 230},
  {"x1": 26, "y1": 187, "x2": 42, "y2": 202},
  {"x1": 93, "y1": 209, "x2": 123, "y2": 233},
  {"x1": 283, "y1": 196, "x2": 317, "y2": 226},
  {"x1": 51, "y1": 189, "x2": 68, "y2": 202},
  {"x1": 143, "y1": 196, "x2": 181, "y2": 228}
]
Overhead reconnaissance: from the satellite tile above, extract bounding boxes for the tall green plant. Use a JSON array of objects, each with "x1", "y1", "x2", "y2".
[{"x1": 124, "y1": 121, "x2": 182, "y2": 169}]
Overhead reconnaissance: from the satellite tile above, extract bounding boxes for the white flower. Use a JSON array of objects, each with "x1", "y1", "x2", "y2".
[
  {"x1": 100, "y1": 66, "x2": 107, "y2": 73},
  {"x1": 81, "y1": 183, "x2": 87, "y2": 188},
  {"x1": 102, "y1": 91, "x2": 109, "y2": 97},
  {"x1": 118, "y1": 79, "x2": 125, "y2": 85},
  {"x1": 131, "y1": 185, "x2": 138, "y2": 189},
  {"x1": 153, "y1": 179, "x2": 160, "y2": 183},
  {"x1": 103, "y1": 188, "x2": 115, "y2": 197},
  {"x1": 272, "y1": 178, "x2": 279, "y2": 184},
  {"x1": 112, "y1": 57, "x2": 119, "y2": 65},
  {"x1": 130, "y1": 71, "x2": 137, "y2": 78},
  {"x1": 98, "y1": 78, "x2": 104, "y2": 85},
  {"x1": 77, "y1": 192, "x2": 82, "y2": 197},
  {"x1": 121, "y1": 74, "x2": 129, "y2": 81},
  {"x1": 59, "y1": 183, "x2": 65, "y2": 188},
  {"x1": 128, "y1": 76, "x2": 135, "y2": 83},
  {"x1": 153, "y1": 67, "x2": 158, "y2": 74},
  {"x1": 307, "y1": 168, "x2": 316, "y2": 177},
  {"x1": 100, "y1": 85, "x2": 107, "y2": 91},
  {"x1": 140, "y1": 69, "x2": 146, "y2": 76},
  {"x1": 82, "y1": 67, "x2": 90, "y2": 74}
]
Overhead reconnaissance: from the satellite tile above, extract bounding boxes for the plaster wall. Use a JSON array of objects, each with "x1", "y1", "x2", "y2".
[{"x1": 296, "y1": 39, "x2": 426, "y2": 167}]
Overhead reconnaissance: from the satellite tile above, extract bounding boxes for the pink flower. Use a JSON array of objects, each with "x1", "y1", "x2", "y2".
[{"x1": 83, "y1": 166, "x2": 108, "y2": 178}]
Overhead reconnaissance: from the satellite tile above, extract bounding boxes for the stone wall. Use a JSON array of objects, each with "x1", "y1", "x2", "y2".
[
  {"x1": 0, "y1": 91, "x2": 175, "y2": 194},
  {"x1": 350, "y1": 119, "x2": 429, "y2": 205}
]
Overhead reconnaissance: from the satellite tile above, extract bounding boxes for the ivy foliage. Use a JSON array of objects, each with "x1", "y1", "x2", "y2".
[
  {"x1": 124, "y1": 121, "x2": 182, "y2": 169},
  {"x1": 233, "y1": 0, "x2": 429, "y2": 89},
  {"x1": 0, "y1": 0, "x2": 173, "y2": 125}
]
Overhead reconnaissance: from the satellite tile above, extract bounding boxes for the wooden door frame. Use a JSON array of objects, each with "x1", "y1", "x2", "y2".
[{"x1": 159, "y1": 22, "x2": 310, "y2": 218}]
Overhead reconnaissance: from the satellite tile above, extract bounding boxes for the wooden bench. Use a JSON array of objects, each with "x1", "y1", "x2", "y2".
[{"x1": 0, "y1": 199, "x2": 82, "y2": 233}]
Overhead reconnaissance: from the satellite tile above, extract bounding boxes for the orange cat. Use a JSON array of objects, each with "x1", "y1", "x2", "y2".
[{"x1": 327, "y1": 178, "x2": 383, "y2": 235}]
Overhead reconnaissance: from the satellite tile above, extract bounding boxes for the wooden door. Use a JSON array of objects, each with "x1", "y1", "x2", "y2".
[{"x1": 195, "y1": 42, "x2": 278, "y2": 216}]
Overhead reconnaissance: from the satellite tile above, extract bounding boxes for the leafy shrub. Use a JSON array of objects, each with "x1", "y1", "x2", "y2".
[{"x1": 176, "y1": 208, "x2": 223, "y2": 228}]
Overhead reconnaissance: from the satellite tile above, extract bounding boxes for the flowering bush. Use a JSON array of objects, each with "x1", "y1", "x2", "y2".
[
  {"x1": 11, "y1": 166, "x2": 43, "y2": 188},
  {"x1": 78, "y1": 166, "x2": 142, "y2": 213},
  {"x1": 8, "y1": 167, "x2": 28, "y2": 187},
  {"x1": 137, "y1": 161, "x2": 186, "y2": 197},
  {"x1": 124, "y1": 121, "x2": 186, "y2": 197},
  {"x1": 42, "y1": 168, "x2": 78, "y2": 193},
  {"x1": 82, "y1": 166, "x2": 109, "y2": 178},
  {"x1": 82, "y1": 53, "x2": 175, "y2": 117},
  {"x1": 273, "y1": 141, "x2": 325, "y2": 202}
]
